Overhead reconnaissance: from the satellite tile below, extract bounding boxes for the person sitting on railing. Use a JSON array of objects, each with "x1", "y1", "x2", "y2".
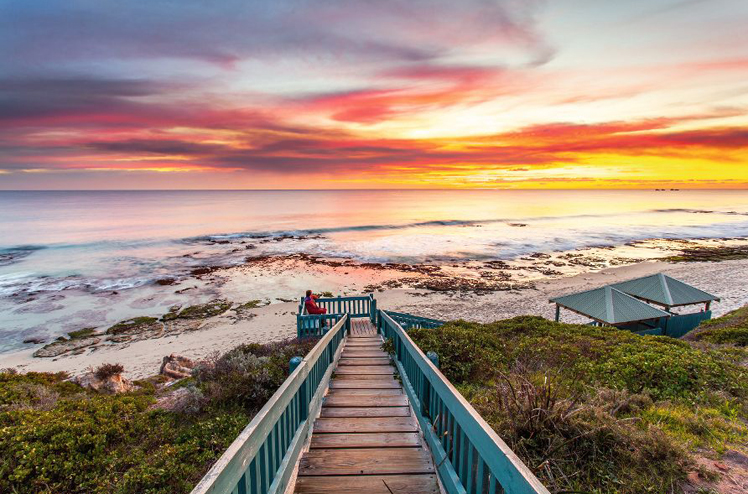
[{"x1": 304, "y1": 290, "x2": 327, "y2": 315}]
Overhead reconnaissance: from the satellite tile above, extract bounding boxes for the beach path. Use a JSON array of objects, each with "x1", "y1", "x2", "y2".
[{"x1": 294, "y1": 318, "x2": 440, "y2": 494}]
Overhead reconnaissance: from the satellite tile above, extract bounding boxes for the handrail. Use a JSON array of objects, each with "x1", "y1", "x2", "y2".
[
  {"x1": 297, "y1": 294, "x2": 376, "y2": 337},
  {"x1": 384, "y1": 310, "x2": 444, "y2": 330},
  {"x1": 191, "y1": 314, "x2": 349, "y2": 494},
  {"x1": 378, "y1": 310, "x2": 550, "y2": 494}
]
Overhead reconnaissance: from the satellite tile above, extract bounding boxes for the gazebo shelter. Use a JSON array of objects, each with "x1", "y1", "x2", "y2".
[
  {"x1": 610, "y1": 273, "x2": 720, "y2": 311},
  {"x1": 551, "y1": 285, "x2": 670, "y2": 328},
  {"x1": 550, "y1": 273, "x2": 719, "y2": 337}
]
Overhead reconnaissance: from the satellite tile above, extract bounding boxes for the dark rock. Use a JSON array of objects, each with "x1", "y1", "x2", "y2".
[
  {"x1": 23, "y1": 337, "x2": 46, "y2": 344},
  {"x1": 73, "y1": 370, "x2": 134, "y2": 394},
  {"x1": 160, "y1": 354, "x2": 195, "y2": 379},
  {"x1": 34, "y1": 337, "x2": 101, "y2": 358}
]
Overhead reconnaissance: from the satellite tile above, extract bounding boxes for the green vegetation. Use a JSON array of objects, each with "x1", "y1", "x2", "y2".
[
  {"x1": 685, "y1": 305, "x2": 748, "y2": 347},
  {"x1": 106, "y1": 316, "x2": 160, "y2": 335},
  {"x1": 94, "y1": 363, "x2": 125, "y2": 380},
  {"x1": 67, "y1": 328, "x2": 98, "y2": 339},
  {"x1": 0, "y1": 337, "x2": 318, "y2": 493},
  {"x1": 176, "y1": 300, "x2": 232, "y2": 320},
  {"x1": 235, "y1": 300, "x2": 263, "y2": 311},
  {"x1": 665, "y1": 245, "x2": 748, "y2": 263},
  {"x1": 320, "y1": 291, "x2": 334, "y2": 298},
  {"x1": 408, "y1": 316, "x2": 748, "y2": 494}
]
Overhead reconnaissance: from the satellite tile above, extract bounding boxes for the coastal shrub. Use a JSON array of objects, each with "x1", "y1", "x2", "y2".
[
  {"x1": 0, "y1": 337, "x2": 320, "y2": 493},
  {"x1": 193, "y1": 338, "x2": 318, "y2": 412},
  {"x1": 686, "y1": 305, "x2": 748, "y2": 347},
  {"x1": 94, "y1": 362, "x2": 125, "y2": 380},
  {"x1": 408, "y1": 316, "x2": 748, "y2": 494}
]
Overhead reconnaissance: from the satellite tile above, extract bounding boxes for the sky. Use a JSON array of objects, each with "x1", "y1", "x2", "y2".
[{"x1": 0, "y1": 0, "x2": 747, "y2": 189}]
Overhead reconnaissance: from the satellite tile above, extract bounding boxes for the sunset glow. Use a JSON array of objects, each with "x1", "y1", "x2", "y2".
[{"x1": 1, "y1": 0, "x2": 747, "y2": 189}]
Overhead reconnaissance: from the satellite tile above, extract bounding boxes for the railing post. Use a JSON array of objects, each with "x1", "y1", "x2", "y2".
[
  {"x1": 289, "y1": 356, "x2": 303, "y2": 374},
  {"x1": 337, "y1": 296, "x2": 342, "y2": 314},
  {"x1": 427, "y1": 351, "x2": 439, "y2": 369}
]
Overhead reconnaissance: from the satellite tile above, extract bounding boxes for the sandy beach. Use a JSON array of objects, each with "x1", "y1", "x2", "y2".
[{"x1": 4, "y1": 255, "x2": 746, "y2": 379}]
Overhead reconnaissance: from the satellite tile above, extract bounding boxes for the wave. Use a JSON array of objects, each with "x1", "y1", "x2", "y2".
[
  {"x1": 196, "y1": 207, "x2": 747, "y2": 242},
  {"x1": 1, "y1": 207, "x2": 746, "y2": 271}
]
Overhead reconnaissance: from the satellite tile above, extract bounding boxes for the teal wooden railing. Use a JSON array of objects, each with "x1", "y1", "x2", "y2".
[
  {"x1": 191, "y1": 315, "x2": 349, "y2": 494},
  {"x1": 385, "y1": 310, "x2": 444, "y2": 330},
  {"x1": 378, "y1": 310, "x2": 550, "y2": 494},
  {"x1": 297, "y1": 313, "x2": 345, "y2": 338},
  {"x1": 296, "y1": 294, "x2": 376, "y2": 337}
]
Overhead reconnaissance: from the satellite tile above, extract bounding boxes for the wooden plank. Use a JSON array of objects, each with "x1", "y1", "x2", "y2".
[
  {"x1": 310, "y1": 432, "x2": 421, "y2": 449},
  {"x1": 327, "y1": 388, "x2": 402, "y2": 396},
  {"x1": 330, "y1": 379, "x2": 399, "y2": 389},
  {"x1": 334, "y1": 373, "x2": 396, "y2": 380},
  {"x1": 295, "y1": 474, "x2": 439, "y2": 494},
  {"x1": 346, "y1": 341, "x2": 382, "y2": 346},
  {"x1": 342, "y1": 351, "x2": 389, "y2": 358},
  {"x1": 324, "y1": 395, "x2": 408, "y2": 407},
  {"x1": 313, "y1": 417, "x2": 417, "y2": 433},
  {"x1": 339, "y1": 358, "x2": 390, "y2": 366},
  {"x1": 319, "y1": 406, "x2": 411, "y2": 418},
  {"x1": 298, "y1": 448, "x2": 434, "y2": 476},
  {"x1": 336, "y1": 366, "x2": 393, "y2": 375}
]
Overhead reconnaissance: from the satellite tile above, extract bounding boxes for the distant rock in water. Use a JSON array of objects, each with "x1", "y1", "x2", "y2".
[
  {"x1": 23, "y1": 337, "x2": 46, "y2": 345},
  {"x1": 155, "y1": 278, "x2": 177, "y2": 286}
]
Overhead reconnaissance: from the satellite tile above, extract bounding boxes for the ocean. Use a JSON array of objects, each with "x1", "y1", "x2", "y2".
[{"x1": 1, "y1": 189, "x2": 748, "y2": 350}]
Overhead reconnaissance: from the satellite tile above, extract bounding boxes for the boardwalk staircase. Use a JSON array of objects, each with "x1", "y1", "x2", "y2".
[{"x1": 192, "y1": 296, "x2": 549, "y2": 494}]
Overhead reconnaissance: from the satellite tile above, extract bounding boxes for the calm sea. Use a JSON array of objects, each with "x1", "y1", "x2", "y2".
[{"x1": 1, "y1": 189, "x2": 747, "y2": 349}]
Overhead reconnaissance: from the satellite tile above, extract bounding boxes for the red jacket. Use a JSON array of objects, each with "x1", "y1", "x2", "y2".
[{"x1": 304, "y1": 296, "x2": 327, "y2": 315}]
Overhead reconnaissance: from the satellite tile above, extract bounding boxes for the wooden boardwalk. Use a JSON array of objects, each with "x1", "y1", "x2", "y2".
[{"x1": 294, "y1": 319, "x2": 440, "y2": 494}]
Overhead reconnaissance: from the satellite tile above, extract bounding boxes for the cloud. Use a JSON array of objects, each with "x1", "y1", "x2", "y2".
[
  {"x1": 0, "y1": 1, "x2": 549, "y2": 71},
  {"x1": 0, "y1": 76, "x2": 187, "y2": 127},
  {"x1": 13, "y1": 116, "x2": 739, "y2": 177}
]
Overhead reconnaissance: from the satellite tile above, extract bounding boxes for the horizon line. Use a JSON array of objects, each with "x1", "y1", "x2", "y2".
[{"x1": 0, "y1": 187, "x2": 746, "y2": 192}]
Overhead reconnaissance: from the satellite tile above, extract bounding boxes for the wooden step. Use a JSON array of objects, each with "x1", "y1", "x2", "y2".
[
  {"x1": 295, "y1": 475, "x2": 439, "y2": 494},
  {"x1": 335, "y1": 373, "x2": 397, "y2": 380},
  {"x1": 310, "y1": 432, "x2": 421, "y2": 449},
  {"x1": 339, "y1": 358, "x2": 391, "y2": 366},
  {"x1": 298, "y1": 448, "x2": 435, "y2": 476},
  {"x1": 327, "y1": 389, "x2": 402, "y2": 396},
  {"x1": 342, "y1": 351, "x2": 389, "y2": 358},
  {"x1": 336, "y1": 366, "x2": 393, "y2": 375},
  {"x1": 330, "y1": 380, "x2": 400, "y2": 389},
  {"x1": 324, "y1": 395, "x2": 408, "y2": 407},
  {"x1": 314, "y1": 417, "x2": 417, "y2": 433},
  {"x1": 319, "y1": 406, "x2": 411, "y2": 418}
]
